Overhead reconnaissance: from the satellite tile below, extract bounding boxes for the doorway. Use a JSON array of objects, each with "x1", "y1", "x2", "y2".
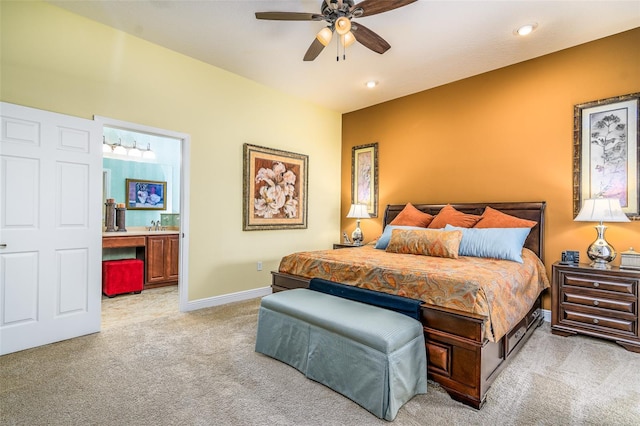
[{"x1": 95, "y1": 116, "x2": 190, "y2": 313}]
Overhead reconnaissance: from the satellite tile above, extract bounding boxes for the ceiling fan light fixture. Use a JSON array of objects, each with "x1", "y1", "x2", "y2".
[
  {"x1": 342, "y1": 31, "x2": 356, "y2": 48},
  {"x1": 335, "y1": 16, "x2": 351, "y2": 35},
  {"x1": 316, "y1": 27, "x2": 333, "y2": 46}
]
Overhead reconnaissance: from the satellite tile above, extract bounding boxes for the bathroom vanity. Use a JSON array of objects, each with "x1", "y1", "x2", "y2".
[{"x1": 102, "y1": 230, "x2": 179, "y2": 288}]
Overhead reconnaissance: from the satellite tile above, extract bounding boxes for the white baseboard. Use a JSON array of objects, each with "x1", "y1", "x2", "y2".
[
  {"x1": 181, "y1": 286, "x2": 272, "y2": 312},
  {"x1": 542, "y1": 308, "x2": 551, "y2": 322}
]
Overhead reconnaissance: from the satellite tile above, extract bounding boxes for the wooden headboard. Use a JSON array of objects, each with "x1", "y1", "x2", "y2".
[{"x1": 383, "y1": 202, "x2": 546, "y2": 260}]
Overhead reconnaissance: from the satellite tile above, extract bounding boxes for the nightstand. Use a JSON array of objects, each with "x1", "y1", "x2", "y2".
[
  {"x1": 552, "y1": 262, "x2": 640, "y2": 353},
  {"x1": 333, "y1": 243, "x2": 364, "y2": 249}
]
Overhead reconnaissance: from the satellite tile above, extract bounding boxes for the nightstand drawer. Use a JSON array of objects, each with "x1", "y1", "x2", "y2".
[
  {"x1": 563, "y1": 291, "x2": 635, "y2": 313},
  {"x1": 562, "y1": 308, "x2": 636, "y2": 334},
  {"x1": 561, "y1": 273, "x2": 637, "y2": 295}
]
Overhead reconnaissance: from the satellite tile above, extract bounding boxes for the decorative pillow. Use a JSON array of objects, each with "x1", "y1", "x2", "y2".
[
  {"x1": 428, "y1": 205, "x2": 481, "y2": 229},
  {"x1": 474, "y1": 206, "x2": 537, "y2": 229},
  {"x1": 385, "y1": 229, "x2": 462, "y2": 259},
  {"x1": 389, "y1": 203, "x2": 434, "y2": 227},
  {"x1": 444, "y1": 225, "x2": 531, "y2": 263},
  {"x1": 374, "y1": 225, "x2": 426, "y2": 250}
]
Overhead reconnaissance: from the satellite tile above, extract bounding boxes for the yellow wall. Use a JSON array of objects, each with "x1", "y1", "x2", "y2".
[
  {"x1": 342, "y1": 28, "x2": 640, "y2": 308},
  {"x1": 1, "y1": 1, "x2": 342, "y2": 300}
]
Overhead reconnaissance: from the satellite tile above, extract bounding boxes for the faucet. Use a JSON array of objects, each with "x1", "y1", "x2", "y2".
[{"x1": 149, "y1": 220, "x2": 161, "y2": 231}]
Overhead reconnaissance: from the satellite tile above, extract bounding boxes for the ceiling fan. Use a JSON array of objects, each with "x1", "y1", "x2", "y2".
[{"x1": 255, "y1": 0, "x2": 417, "y2": 61}]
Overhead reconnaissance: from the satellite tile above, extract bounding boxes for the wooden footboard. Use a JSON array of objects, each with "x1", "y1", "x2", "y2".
[
  {"x1": 422, "y1": 297, "x2": 543, "y2": 408},
  {"x1": 271, "y1": 271, "x2": 544, "y2": 409}
]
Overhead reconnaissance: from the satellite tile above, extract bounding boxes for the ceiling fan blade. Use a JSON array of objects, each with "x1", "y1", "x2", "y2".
[
  {"x1": 352, "y1": 23, "x2": 390, "y2": 54},
  {"x1": 353, "y1": 0, "x2": 417, "y2": 17},
  {"x1": 255, "y1": 12, "x2": 324, "y2": 21},
  {"x1": 303, "y1": 38, "x2": 327, "y2": 61}
]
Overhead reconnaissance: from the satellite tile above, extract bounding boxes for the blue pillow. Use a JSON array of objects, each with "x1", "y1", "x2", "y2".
[
  {"x1": 444, "y1": 225, "x2": 531, "y2": 263},
  {"x1": 374, "y1": 225, "x2": 428, "y2": 249}
]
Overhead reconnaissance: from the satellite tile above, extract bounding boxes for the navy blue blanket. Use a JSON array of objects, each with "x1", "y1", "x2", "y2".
[{"x1": 308, "y1": 278, "x2": 423, "y2": 321}]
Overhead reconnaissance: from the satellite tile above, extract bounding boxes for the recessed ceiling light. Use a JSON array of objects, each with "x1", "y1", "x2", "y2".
[
  {"x1": 515, "y1": 23, "x2": 538, "y2": 36},
  {"x1": 366, "y1": 80, "x2": 378, "y2": 89}
]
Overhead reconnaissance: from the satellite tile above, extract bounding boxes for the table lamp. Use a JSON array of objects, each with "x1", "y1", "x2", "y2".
[
  {"x1": 574, "y1": 197, "x2": 630, "y2": 269},
  {"x1": 346, "y1": 204, "x2": 370, "y2": 245}
]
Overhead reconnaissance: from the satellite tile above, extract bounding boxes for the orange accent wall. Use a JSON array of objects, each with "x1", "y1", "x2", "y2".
[{"x1": 342, "y1": 28, "x2": 640, "y2": 308}]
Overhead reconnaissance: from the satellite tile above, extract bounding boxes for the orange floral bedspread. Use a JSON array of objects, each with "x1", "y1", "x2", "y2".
[{"x1": 278, "y1": 245, "x2": 550, "y2": 342}]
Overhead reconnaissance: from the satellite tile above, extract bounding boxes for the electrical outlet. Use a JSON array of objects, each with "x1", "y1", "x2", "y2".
[{"x1": 257, "y1": 261, "x2": 262, "y2": 271}]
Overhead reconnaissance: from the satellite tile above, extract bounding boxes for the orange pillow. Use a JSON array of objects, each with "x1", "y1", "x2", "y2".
[
  {"x1": 428, "y1": 205, "x2": 481, "y2": 229},
  {"x1": 474, "y1": 206, "x2": 537, "y2": 228},
  {"x1": 385, "y1": 229, "x2": 462, "y2": 258},
  {"x1": 389, "y1": 203, "x2": 434, "y2": 227}
]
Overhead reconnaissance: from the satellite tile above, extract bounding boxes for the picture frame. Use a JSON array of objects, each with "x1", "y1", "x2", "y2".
[
  {"x1": 125, "y1": 178, "x2": 167, "y2": 210},
  {"x1": 351, "y1": 142, "x2": 378, "y2": 218},
  {"x1": 243, "y1": 143, "x2": 308, "y2": 231},
  {"x1": 573, "y1": 92, "x2": 639, "y2": 219}
]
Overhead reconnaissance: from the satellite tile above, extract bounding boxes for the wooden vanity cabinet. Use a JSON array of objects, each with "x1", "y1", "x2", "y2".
[{"x1": 146, "y1": 234, "x2": 179, "y2": 287}]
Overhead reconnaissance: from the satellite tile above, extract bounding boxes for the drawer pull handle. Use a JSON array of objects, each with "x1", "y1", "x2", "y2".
[
  {"x1": 593, "y1": 282, "x2": 600, "y2": 288},
  {"x1": 593, "y1": 318, "x2": 599, "y2": 324},
  {"x1": 593, "y1": 300, "x2": 599, "y2": 306}
]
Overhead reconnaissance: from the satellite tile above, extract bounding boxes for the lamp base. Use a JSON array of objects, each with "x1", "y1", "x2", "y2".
[
  {"x1": 351, "y1": 219, "x2": 363, "y2": 245},
  {"x1": 586, "y1": 224, "x2": 616, "y2": 269},
  {"x1": 589, "y1": 259, "x2": 612, "y2": 270}
]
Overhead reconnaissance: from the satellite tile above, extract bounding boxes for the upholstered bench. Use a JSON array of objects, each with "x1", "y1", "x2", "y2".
[{"x1": 255, "y1": 280, "x2": 427, "y2": 421}]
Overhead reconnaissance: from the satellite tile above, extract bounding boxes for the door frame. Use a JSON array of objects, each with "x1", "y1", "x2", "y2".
[{"x1": 94, "y1": 116, "x2": 190, "y2": 312}]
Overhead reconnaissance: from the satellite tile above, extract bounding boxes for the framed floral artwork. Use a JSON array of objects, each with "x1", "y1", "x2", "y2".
[
  {"x1": 243, "y1": 144, "x2": 308, "y2": 230},
  {"x1": 351, "y1": 142, "x2": 378, "y2": 218},
  {"x1": 573, "y1": 92, "x2": 639, "y2": 219}
]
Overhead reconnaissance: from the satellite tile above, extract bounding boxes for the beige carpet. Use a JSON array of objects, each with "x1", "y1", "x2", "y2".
[{"x1": 1, "y1": 287, "x2": 639, "y2": 425}]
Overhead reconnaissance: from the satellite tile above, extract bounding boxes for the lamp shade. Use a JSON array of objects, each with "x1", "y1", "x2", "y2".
[
  {"x1": 335, "y1": 16, "x2": 351, "y2": 35},
  {"x1": 346, "y1": 204, "x2": 370, "y2": 219},
  {"x1": 316, "y1": 27, "x2": 333, "y2": 46},
  {"x1": 575, "y1": 198, "x2": 630, "y2": 223},
  {"x1": 341, "y1": 31, "x2": 356, "y2": 48}
]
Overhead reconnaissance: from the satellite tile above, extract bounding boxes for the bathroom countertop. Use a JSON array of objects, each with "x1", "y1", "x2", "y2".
[{"x1": 102, "y1": 227, "x2": 179, "y2": 237}]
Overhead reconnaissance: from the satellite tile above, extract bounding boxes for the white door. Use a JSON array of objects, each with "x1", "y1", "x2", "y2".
[{"x1": 0, "y1": 102, "x2": 102, "y2": 355}]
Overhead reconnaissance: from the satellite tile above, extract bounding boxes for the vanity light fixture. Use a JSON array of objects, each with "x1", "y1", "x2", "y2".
[
  {"x1": 515, "y1": 23, "x2": 538, "y2": 36},
  {"x1": 112, "y1": 139, "x2": 127, "y2": 155},
  {"x1": 128, "y1": 141, "x2": 142, "y2": 158},
  {"x1": 102, "y1": 136, "x2": 113, "y2": 153},
  {"x1": 142, "y1": 143, "x2": 156, "y2": 160},
  {"x1": 103, "y1": 137, "x2": 156, "y2": 161}
]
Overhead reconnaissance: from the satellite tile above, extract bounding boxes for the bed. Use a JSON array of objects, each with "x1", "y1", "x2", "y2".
[{"x1": 271, "y1": 202, "x2": 549, "y2": 409}]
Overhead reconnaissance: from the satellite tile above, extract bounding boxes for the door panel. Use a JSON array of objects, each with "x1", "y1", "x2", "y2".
[
  {"x1": 1, "y1": 252, "x2": 38, "y2": 325},
  {"x1": 2, "y1": 156, "x2": 39, "y2": 228},
  {"x1": 0, "y1": 102, "x2": 102, "y2": 355},
  {"x1": 57, "y1": 249, "x2": 88, "y2": 315}
]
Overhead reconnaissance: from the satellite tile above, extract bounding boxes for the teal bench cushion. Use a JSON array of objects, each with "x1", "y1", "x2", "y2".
[{"x1": 260, "y1": 288, "x2": 423, "y2": 353}]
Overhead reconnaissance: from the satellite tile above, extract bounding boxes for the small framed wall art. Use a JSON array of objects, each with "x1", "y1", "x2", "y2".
[
  {"x1": 243, "y1": 143, "x2": 308, "y2": 231},
  {"x1": 351, "y1": 142, "x2": 378, "y2": 218},
  {"x1": 125, "y1": 178, "x2": 166, "y2": 210}
]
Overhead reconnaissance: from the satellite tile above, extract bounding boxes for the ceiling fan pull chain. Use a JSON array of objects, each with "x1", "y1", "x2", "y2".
[
  {"x1": 343, "y1": 37, "x2": 347, "y2": 61},
  {"x1": 336, "y1": 35, "x2": 339, "y2": 61}
]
